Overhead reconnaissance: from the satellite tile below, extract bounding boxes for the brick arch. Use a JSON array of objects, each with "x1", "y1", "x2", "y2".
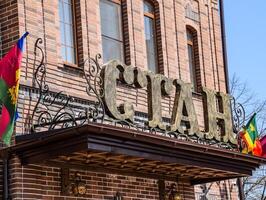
[
  {"x1": 143, "y1": 0, "x2": 164, "y2": 74},
  {"x1": 186, "y1": 25, "x2": 202, "y2": 92},
  {"x1": 186, "y1": 25, "x2": 199, "y2": 38}
]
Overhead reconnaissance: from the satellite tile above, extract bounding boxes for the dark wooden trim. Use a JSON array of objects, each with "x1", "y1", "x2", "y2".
[
  {"x1": 107, "y1": 0, "x2": 121, "y2": 5},
  {"x1": 44, "y1": 160, "x2": 180, "y2": 182},
  {"x1": 11, "y1": 123, "x2": 266, "y2": 178},
  {"x1": 144, "y1": 12, "x2": 155, "y2": 19},
  {"x1": 13, "y1": 123, "x2": 266, "y2": 164},
  {"x1": 85, "y1": 134, "x2": 254, "y2": 175},
  {"x1": 63, "y1": 62, "x2": 79, "y2": 69},
  {"x1": 191, "y1": 176, "x2": 242, "y2": 185},
  {"x1": 19, "y1": 134, "x2": 88, "y2": 165}
]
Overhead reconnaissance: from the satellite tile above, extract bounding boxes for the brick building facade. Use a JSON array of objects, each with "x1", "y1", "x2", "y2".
[{"x1": 0, "y1": 0, "x2": 264, "y2": 199}]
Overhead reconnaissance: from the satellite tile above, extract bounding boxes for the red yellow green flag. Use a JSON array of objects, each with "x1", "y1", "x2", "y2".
[
  {"x1": 0, "y1": 32, "x2": 28, "y2": 145},
  {"x1": 240, "y1": 113, "x2": 262, "y2": 156},
  {"x1": 260, "y1": 135, "x2": 266, "y2": 158}
]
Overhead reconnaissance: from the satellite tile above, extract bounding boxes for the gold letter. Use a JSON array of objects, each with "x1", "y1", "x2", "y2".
[
  {"x1": 102, "y1": 60, "x2": 134, "y2": 122},
  {"x1": 202, "y1": 87, "x2": 236, "y2": 144},
  {"x1": 147, "y1": 73, "x2": 173, "y2": 130},
  {"x1": 170, "y1": 80, "x2": 201, "y2": 137}
]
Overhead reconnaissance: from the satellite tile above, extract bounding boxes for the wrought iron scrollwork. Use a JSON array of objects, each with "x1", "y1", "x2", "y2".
[
  {"x1": 104, "y1": 118, "x2": 237, "y2": 150},
  {"x1": 31, "y1": 38, "x2": 87, "y2": 133},
  {"x1": 83, "y1": 54, "x2": 105, "y2": 122},
  {"x1": 231, "y1": 96, "x2": 245, "y2": 133},
  {"x1": 30, "y1": 37, "x2": 242, "y2": 151}
]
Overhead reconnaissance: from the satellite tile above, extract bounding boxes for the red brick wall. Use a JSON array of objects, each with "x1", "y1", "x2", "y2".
[
  {"x1": 0, "y1": 0, "x2": 227, "y2": 92},
  {"x1": 0, "y1": 0, "x2": 239, "y2": 199},
  {"x1": 7, "y1": 158, "x2": 239, "y2": 200},
  {"x1": 0, "y1": 0, "x2": 20, "y2": 196},
  {"x1": 8, "y1": 159, "x2": 196, "y2": 200},
  {"x1": 13, "y1": 0, "x2": 228, "y2": 140},
  {"x1": 15, "y1": 0, "x2": 227, "y2": 93},
  {"x1": 0, "y1": 0, "x2": 19, "y2": 56}
]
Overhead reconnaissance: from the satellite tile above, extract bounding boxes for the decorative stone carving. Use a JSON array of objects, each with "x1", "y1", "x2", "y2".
[{"x1": 185, "y1": 1, "x2": 199, "y2": 22}]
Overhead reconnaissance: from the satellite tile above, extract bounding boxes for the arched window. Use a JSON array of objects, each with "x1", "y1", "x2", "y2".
[
  {"x1": 186, "y1": 27, "x2": 201, "y2": 92},
  {"x1": 144, "y1": 0, "x2": 158, "y2": 73},
  {"x1": 100, "y1": 0, "x2": 124, "y2": 63}
]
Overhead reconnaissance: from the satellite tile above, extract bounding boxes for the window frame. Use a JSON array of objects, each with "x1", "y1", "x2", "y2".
[
  {"x1": 59, "y1": 0, "x2": 79, "y2": 67},
  {"x1": 186, "y1": 27, "x2": 201, "y2": 92},
  {"x1": 100, "y1": 0, "x2": 125, "y2": 63},
  {"x1": 110, "y1": 0, "x2": 121, "y2": 4},
  {"x1": 143, "y1": 0, "x2": 159, "y2": 73}
]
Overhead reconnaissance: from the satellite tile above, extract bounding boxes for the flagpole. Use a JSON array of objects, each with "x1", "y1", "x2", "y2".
[
  {"x1": 3, "y1": 152, "x2": 9, "y2": 200},
  {"x1": 246, "y1": 113, "x2": 257, "y2": 127}
]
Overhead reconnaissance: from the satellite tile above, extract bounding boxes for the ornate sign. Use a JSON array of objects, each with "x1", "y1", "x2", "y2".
[
  {"x1": 30, "y1": 39, "x2": 242, "y2": 149},
  {"x1": 101, "y1": 60, "x2": 236, "y2": 144}
]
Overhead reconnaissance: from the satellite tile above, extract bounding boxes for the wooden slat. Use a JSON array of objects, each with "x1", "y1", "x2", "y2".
[{"x1": 52, "y1": 149, "x2": 242, "y2": 185}]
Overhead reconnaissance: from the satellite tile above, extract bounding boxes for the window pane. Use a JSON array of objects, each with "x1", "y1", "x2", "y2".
[
  {"x1": 61, "y1": 45, "x2": 67, "y2": 61},
  {"x1": 100, "y1": 0, "x2": 122, "y2": 40},
  {"x1": 66, "y1": 47, "x2": 76, "y2": 63},
  {"x1": 102, "y1": 36, "x2": 123, "y2": 63},
  {"x1": 100, "y1": 0, "x2": 124, "y2": 63},
  {"x1": 58, "y1": 0, "x2": 76, "y2": 64},
  {"x1": 59, "y1": 1, "x2": 64, "y2": 22},
  {"x1": 188, "y1": 44, "x2": 196, "y2": 89},
  {"x1": 187, "y1": 31, "x2": 193, "y2": 42},
  {"x1": 147, "y1": 51, "x2": 157, "y2": 72},
  {"x1": 63, "y1": 2, "x2": 73, "y2": 24},
  {"x1": 60, "y1": 22, "x2": 65, "y2": 44},
  {"x1": 144, "y1": 1, "x2": 154, "y2": 13},
  {"x1": 144, "y1": 16, "x2": 158, "y2": 72},
  {"x1": 65, "y1": 24, "x2": 74, "y2": 47}
]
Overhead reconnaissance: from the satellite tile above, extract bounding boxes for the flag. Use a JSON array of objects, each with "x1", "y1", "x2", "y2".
[
  {"x1": 0, "y1": 32, "x2": 28, "y2": 145},
  {"x1": 240, "y1": 113, "x2": 262, "y2": 156},
  {"x1": 260, "y1": 135, "x2": 266, "y2": 158}
]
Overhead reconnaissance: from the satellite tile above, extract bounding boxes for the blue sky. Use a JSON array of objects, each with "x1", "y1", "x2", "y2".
[{"x1": 224, "y1": 0, "x2": 266, "y2": 99}]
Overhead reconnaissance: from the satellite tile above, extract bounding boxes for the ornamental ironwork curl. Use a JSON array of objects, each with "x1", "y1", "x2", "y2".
[
  {"x1": 105, "y1": 118, "x2": 237, "y2": 150},
  {"x1": 31, "y1": 38, "x2": 87, "y2": 133},
  {"x1": 29, "y1": 37, "x2": 241, "y2": 151},
  {"x1": 83, "y1": 54, "x2": 105, "y2": 122},
  {"x1": 230, "y1": 96, "x2": 245, "y2": 133}
]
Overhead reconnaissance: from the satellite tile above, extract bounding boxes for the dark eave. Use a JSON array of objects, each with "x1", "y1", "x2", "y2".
[{"x1": 5, "y1": 122, "x2": 266, "y2": 185}]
